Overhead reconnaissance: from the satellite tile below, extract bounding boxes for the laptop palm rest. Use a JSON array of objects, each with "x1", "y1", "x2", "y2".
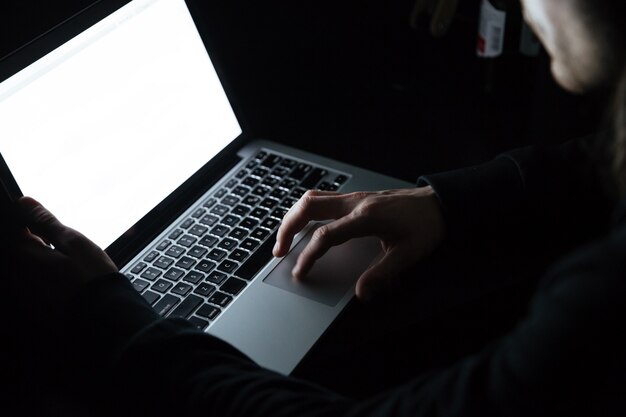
[{"x1": 263, "y1": 225, "x2": 382, "y2": 306}]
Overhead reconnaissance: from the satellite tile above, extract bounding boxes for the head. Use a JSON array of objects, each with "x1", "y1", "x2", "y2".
[
  {"x1": 520, "y1": 0, "x2": 626, "y2": 94},
  {"x1": 520, "y1": 0, "x2": 626, "y2": 194}
]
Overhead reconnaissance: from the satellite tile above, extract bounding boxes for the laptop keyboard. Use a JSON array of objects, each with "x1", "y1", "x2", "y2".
[{"x1": 123, "y1": 150, "x2": 349, "y2": 330}]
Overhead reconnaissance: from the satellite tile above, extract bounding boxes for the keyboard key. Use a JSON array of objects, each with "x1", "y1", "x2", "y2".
[
  {"x1": 195, "y1": 260, "x2": 216, "y2": 273},
  {"x1": 142, "y1": 290, "x2": 160, "y2": 306},
  {"x1": 168, "y1": 294, "x2": 203, "y2": 319},
  {"x1": 260, "y1": 217, "x2": 280, "y2": 230},
  {"x1": 235, "y1": 169, "x2": 248, "y2": 179},
  {"x1": 163, "y1": 267, "x2": 185, "y2": 281},
  {"x1": 177, "y1": 235, "x2": 197, "y2": 247},
  {"x1": 250, "y1": 227, "x2": 270, "y2": 241},
  {"x1": 261, "y1": 153, "x2": 281, "y2": 168},
  {"x1": 206, "y1": 271, "x2": 227, "y2": 285},
  {"x1": 251, "y1": 167, "x2": 269, "y2": 178},
  {"x1": 175, "y1": 256, "x2": 196, "y2": 270},
  {"x1": 143, "y1": 250, "x2": 159, "y2": 263},
  {"x1": 281, "y1": 197, "x2": 298, "y2": 208},
  {"x1": 220, "y1": 277, "x2": 247, "y2": 295},
  {"x1": 228, "y1": 227, "x2": 249, "y2": 240},
  {"x1": 269, "y1": 188, "x2": 288, "y2": 199},
  {"x1": 239, "y1": 238, "x2": 260, "y2": 251},
  {"x1": 154, "y1": 256, "x2": 175, "y2": 270},
  {"x1": 279, "y1": 178, "x2": 297, "y2": 189},
  {"x1": 255, "y1": 151, "x2": 267, "y2": 160},
  {"x1": 242, "y1": 195, "x2": 261, "y2": 206},
  {"x1": 171, "y1": 282, "x2": 193, "y2": 297},
  {"x1": 199, "y1": 214, "x2": 219, "y2": 227},
  {"x1": 242, "y1": 177, "x2": 259, "y2": 187},
  {"x1": 289, "y1": 163, "x2": 312, "y2": 180},
  {"x1": 217, "y1": 260, "x2": 238, "y2": 274},
  {"x1": 225, "y1": 178, "x2": 238, "y2": 188},
  {"x1": 191, "y1": 208, "x2": 206, "y2": 218},
  {"x1": 217, "y1": 238, "x2": 237, "y2": 251},
  {"x1": 252, "y1": 186, "x2": 270, "y2": 197},
  {"x1": 152, "y1": 279, "x2": 173, "y2": 294},
  {"x1": 259, "y1": 198, "x2": 278, "y2": 209},
  {"x1": 156, "y1": 240, "x2": 172, "y2": 251},
  {"x1": 214, "y1": 188, "x2": 228, "y2": 198},
  {"x1": 210, "y1": 205, "x2": 229, "y2": 216},
  {"x1": 271, "y1": 208, "x2": 289, "y2": 219},
  {"x1": 130, "y1": 262, "x2": 147, "y2": 274},
  {"x1": 221, "y1": 195, "x2": 240, "y2": 206},
  {"x1": 168, "y1": 229, "x2": 184, "y2": 240},
  {"x1": 279, "y1": 158, "x2": 297, "y2": 168},
  {"x1": 196, "y1": 304, "x2": 220, "y2": 320},
  {"x1": 189, "y1": 225, "x2": 209, "y2": 237},
  {"x1": 207, "y1": 248, "x2": 227, "y2": 262},
  {"x1": 232, "y1": 205, "x2": 250, "y2": 216},
  {"x1": 165, "y1": 245, "x2": 185, "y2": 258},
  {"x1": 132, "y1": 278, "x2": 150, "y2": 293},
  {"x1": 188, "y1": 316, "x2": 209, "y2": 330},
  {"x1": 153, "y1": 294, "x2": 180, "y2": 316},
  {"x1": 180, "y1": 218, "x2": 194, "y2": 229},
  {"x1": 140, "y1": 267, "x2": 162, "y2": 281},
  {"x1": 334, "y1": 174, "x2": 348, "y2": 184},
  {"x1": 210, "y1": 225, "x2": 229, "y2": 237},
  {"x1": 229, "y1": 249, "x2": 249, "y2": 262},
  {"x1": 232, "y1": 186, "x2": 250, "y2": 197},
  {"x1": 250, "y1": 208, "x2": 269, "y2": 219},
  {"x1": 239, "y1": 218, "x2": 259, "y2": 230},
  {"x1": 183, "y1": 270, "x2": 205, "y2": 284},
  {"x1": 290, "y1": 187, "x2": 306, "y2": 199},
  {"x1": 198, "y1": 235, "x2": 218, "y2": 248},
  {"x1": 301, "y1": 168, "x2": 328, "y2": 189},
  {"x1": 271, "y1": 166, "x2": 290, "y2": 177},
  {"x1": 203, "y1": 197, "x2": 217, "y2": 208},
  {"x1": 208, "y1": 292, "x2": 233, "y2": 308},
  {"x1": 188, "y1": 245, "x2": 208, "y2": 259},
  {"x1": 222, "y1": 215, "x2": 240, "y2": 227},
  {"x1": 261, "y1": 176, "x2": 280, "y2": 187},
  {"x1": 194, "y1": 283, "x2": 216, "y2": 297},
  {"x1": 235, "y1": 232, "x2": 277, "y2": 280}
]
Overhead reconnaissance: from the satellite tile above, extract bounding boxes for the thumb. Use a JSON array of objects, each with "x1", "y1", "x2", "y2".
[
  {"x1": 355, "y1": 246, "x2": 414, "y2": 302},
  {"x1": 15, "y1": 196, "x2": 75, "y2": 252}
]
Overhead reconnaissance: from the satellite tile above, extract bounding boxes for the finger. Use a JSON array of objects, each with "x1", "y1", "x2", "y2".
[
  {"x1": 430, "y1": 0, "x2": 459, "y2": 36},
  {"x1": 274, "y1": 191, "x2": 355, "y2": 257},
  {"x1": 355, "y1": 246, "x2": 415, "y2": 302},
  {"x1": 292, "y1": 213, "x2": 370, "y2": 279},
  {"x1": 15, "y1": 196, "x2": 79, "y2": 254}
]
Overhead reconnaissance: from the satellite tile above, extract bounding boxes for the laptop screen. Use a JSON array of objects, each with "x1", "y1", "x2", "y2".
[{"x1": 0, "y1": 0, "x2": 242, "y2": 249}]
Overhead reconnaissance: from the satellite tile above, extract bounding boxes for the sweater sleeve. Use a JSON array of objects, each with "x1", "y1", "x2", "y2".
[{"x1": 417, "y1": 136, "x2": 614, "y2": 252}]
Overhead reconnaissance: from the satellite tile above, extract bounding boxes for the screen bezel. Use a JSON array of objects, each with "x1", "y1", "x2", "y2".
[{"x1": 0, "y1": 0, "x2": 255, "y2": 267}]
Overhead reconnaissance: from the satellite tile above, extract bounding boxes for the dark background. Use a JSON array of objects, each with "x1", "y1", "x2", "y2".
[
  {"x1": 0, "y1": 0, "x2": 605, "y2": 183},
  {"x1": 0, "y1": 0, "x2": 611, "y2": 399}
]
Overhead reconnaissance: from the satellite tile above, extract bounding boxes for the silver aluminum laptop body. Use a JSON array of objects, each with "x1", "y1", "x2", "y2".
[{"x1": 0, "y1": 0, "x2": 412, "y2": 375}]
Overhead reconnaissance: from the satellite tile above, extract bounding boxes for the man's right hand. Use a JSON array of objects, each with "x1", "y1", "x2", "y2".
[{"x1": 273, "y1": 186, "x2": 446, "y2": 301}]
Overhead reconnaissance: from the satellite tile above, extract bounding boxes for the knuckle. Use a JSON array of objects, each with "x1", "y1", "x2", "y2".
[
  {"x1": 312, "y1": 225, "x2": 330, "y2": 243},
  {"x1": 353, "y1": 201, "x2": 375, "y2": 218}
]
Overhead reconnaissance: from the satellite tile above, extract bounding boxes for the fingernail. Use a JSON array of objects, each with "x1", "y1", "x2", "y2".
[
  {"x1": 272, "y1": 241, "x2": 280, "y2": 257},
  {"x1": 292, "y1": 264, "x2": 301, "y2": 278}
]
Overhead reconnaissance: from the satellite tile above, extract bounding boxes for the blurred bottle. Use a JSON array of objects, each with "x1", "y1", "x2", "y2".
[{"x1": 476, "y1": 0, "x2": 521, "y2": 94}]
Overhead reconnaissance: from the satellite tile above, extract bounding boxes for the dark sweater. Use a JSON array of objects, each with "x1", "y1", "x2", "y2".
[{"x1": 13, "y1": 138, "x2": 626, "y2": 416}]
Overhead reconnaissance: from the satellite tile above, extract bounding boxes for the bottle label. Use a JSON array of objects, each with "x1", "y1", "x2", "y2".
[{"x1": 476, "y1": 0, "x2": 506, "y2": 57}]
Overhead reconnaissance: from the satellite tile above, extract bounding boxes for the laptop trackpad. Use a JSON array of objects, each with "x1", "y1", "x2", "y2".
[{"x1": 263, "y1": 226, "x2": 382, "y2": 306}]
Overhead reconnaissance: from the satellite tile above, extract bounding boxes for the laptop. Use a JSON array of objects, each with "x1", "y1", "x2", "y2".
[{"x1": 0, "y1": 0, "x2": 412, "y2": 375}]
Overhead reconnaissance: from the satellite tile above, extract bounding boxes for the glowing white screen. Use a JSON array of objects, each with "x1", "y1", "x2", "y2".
[{"x1": 0, "y1": 0, "x2": 242, "y2": 249}]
